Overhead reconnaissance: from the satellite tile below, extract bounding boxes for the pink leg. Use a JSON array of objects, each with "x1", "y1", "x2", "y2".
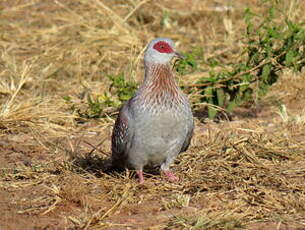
[
  {"x1": 136, "y1": 170, "x2": 144, "y2": 184},
  {"x1": 162, "y1": 170, "x2": 179, "y2": 182}
]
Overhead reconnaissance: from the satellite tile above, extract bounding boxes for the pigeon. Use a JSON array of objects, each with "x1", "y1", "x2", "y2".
[{"x1": 111, "y1": 38, "x2": 194, "y2": 183}]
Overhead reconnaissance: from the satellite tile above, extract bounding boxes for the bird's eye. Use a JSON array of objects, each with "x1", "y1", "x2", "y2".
[{"x1": 153, "y1": 41, "x2": 173, "y2": 53}]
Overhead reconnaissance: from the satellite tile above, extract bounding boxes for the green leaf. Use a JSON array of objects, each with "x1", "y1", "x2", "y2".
[
  {"x1": 239, "y1": 83, "x2": 249, "y2": 93},
  {"x1": 204, "y1": 87, "x2": 213, "y2": 98},
  {"x1": 227, "y1": 101, "x2": 237, "y2": 112},
  {"x1": 216, "y1": 88, "x2": 225, "y2": 107},
  {"x1": 175, "y1": 51, "x2": 198, "y2": 75},
  {"x1": 285, "y1": 50, "x2": 297, "y2": 66},
  {"x1": 63, "y1": 96, "x2": 71, "y2": 102},
  {"x1": 261, "y1": 64, "x2": 271, "y2": 81},
  {"x1": 204, "y1": 87, "x2": 218, "y2": 119},
  {"x1": 208, "y1": 106, "x2": 217, "y2": 119},
  {"x1": 242, "y1": 73, "x2": 252, "y2": 82}
]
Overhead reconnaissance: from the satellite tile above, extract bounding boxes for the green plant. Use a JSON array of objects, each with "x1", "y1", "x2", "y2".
[
  {"x1": 192, "y1": 1, "x2": 304, "y2": 119},
  {"x1": 63, "y1": 93, "x2": 115, "y2": 119},
  {"x1": 63, "y1": 73, "x2": 138, "y2": 119},
  {"x1": 175, "y1": 48, "x2": 201, "y2": 75},
  {"x1": 84, "y1": 93, "x2": 116, "y2": 119},
  {"x1": 108, "y1": 73, "x2": 137, "y2": 102}
]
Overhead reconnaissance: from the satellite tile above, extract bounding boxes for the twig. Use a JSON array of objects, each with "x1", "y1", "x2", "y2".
[
  {"x1": 83, "y1": 137, "x2": 109, "y2": 156},
  {"x1": 185, "y1": 50, "x2": 288, "y2": 88}
]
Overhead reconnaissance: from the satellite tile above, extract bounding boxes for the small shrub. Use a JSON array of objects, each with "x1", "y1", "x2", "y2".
[
  {"x1": 63, "y1": 73, "x2": 137, "y2": 120},
  {"x1": 175, "y1": 48, "x2": 201, "y2": 75},
  {"x1": 191, "y1": 1, "x2": 304, "y2": 119},
  {"x1": 108, "y1": 73, "x2": 137, "y2": 102}
]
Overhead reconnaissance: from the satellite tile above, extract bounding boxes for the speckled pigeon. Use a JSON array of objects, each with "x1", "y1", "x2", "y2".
[{"x1": 111, "y1": 38, "x2": 194, "y2": 183}]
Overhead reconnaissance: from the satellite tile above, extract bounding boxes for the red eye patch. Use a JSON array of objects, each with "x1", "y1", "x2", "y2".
[{"x1": 153, "y1": 41, "x2": 173, "y2": 53}]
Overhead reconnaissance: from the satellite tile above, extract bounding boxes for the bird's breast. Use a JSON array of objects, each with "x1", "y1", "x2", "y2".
[{"x1": 134, "y1": 102, "x2": 192, "y2": 143}]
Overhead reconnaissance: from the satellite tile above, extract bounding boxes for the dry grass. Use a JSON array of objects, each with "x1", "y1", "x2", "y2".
[{"x1": 0, "y1": 0, "x2": 305, "y2": 229}]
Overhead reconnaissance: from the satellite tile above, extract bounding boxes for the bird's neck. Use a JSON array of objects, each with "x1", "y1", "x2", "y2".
[
  {"x1": 143, "y1": 63, "x2": 179, "y2": 93},
  {"x1": 136, "y1": 63, "x2": 183, "y2": 108}
]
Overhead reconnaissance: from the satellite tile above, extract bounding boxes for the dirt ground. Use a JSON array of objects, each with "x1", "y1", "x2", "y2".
[
  {"x1": 1, "y1": 75, "x2": 304, "y2": 229},
  {"x1": 0, "y1": 0, "x2": 304, "y2": 229}
]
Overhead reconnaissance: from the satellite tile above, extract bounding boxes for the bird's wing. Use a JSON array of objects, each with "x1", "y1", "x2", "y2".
[
  {"x1": 180, "y1": 121, "x2": 194, "y2": 153},
  {"x1": 111, "y1": 102, "x2": 134, "y2": 167}
]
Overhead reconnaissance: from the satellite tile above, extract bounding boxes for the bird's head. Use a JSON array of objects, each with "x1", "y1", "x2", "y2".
[{"x1": 144, "y1": 38, "x2": 184, "y2": 65}]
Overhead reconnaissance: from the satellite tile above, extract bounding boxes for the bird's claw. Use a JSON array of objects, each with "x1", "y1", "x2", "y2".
[{"x1": 162, "y1": 170, "x2": 179, "y2": 182}]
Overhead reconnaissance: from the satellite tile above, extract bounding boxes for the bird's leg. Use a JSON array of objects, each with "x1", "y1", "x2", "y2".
[
  {"x1": 162, "y1": 170, "x2": 179, "y2": 182},
  {"x1": 136, "y1": 170, "x2": 144, "y2": 184},
  {"x1": 161, "y1": 155, "x2": 179, "y2": 182}
]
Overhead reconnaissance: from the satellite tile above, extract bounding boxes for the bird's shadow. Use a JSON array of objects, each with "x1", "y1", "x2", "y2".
[
  {"x1": 69, "y1": 150, "x2": 161, "y2": 179},
  {"x1": 69, "y1": 152, "x2": 113, "y2": 177}
]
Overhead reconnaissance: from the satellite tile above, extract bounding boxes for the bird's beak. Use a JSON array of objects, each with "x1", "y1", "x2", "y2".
[{"x1": 174, "y1": 51, "x2": 185, "y2": 60}]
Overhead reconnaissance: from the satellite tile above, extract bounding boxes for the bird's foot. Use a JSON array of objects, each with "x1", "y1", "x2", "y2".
[
  {"x1": 136, "y1": 170, "x2": 144, "y2": 184},
  {"x1": 162, "y1": 170, "x2": 179, "y2": 182}
]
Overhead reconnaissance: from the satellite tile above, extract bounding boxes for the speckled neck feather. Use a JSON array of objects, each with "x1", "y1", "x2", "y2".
[{"x1": 135, "y1": 63, "x2": 185, "y2": 111}]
